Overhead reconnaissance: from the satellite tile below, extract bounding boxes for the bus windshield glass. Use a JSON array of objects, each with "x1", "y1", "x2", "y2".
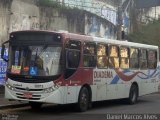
[{"x1": 8, "y1": 45, "x2": 62, "y2": 77}]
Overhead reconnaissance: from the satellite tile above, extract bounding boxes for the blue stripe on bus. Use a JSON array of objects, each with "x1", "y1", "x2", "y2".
[{"x1": 110, "y1": 69, "x2": 158, "y2": 84}]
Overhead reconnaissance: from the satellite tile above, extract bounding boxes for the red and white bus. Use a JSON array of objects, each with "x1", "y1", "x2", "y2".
[{"x1": 1, "y1": 30, "x2": 160, "y2": 112}]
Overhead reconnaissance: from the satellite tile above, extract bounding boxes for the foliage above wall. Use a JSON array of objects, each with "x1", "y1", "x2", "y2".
[
  {"x1": 38, "y1": 0, "x2": 59, "y2": 7},
  {"x1": 38, "y1": 0, "x2": 84, "y2": 17},
  {"x1": 127, "y1": 20, "x2": 160, "y2": 58}
]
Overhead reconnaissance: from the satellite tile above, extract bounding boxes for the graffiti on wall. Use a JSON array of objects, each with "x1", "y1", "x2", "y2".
[
  {"x1": 30, "y1": 16, "x2": 40, "y2": 29},
  {"x1": 10, "y1": 14, "x2": 30, "y2": 32},
  {"x1": 9, "y1": 13, "x2": 56, "y2": 32},
  {"x1": 54, "y1": 0, "x2": 117, "y2": 25},
  {"x1": 87, "y1": 16, "x2": 116, "y2": 39},
  {"x1": 10, "y1": 14, "x2": 40, "y2": 32},
  {"x1": 0, "y1": 47, "x2": 8, "y2": 85},
  {"x1": 101, "y1": 6, "x2": 117, "y2": 25},
  {"x1": 89, "y1": 16, "x2": 100, "y2": 34},
  {"x1": 104, "y1": 24, "x2": 116, "y2": 39}
]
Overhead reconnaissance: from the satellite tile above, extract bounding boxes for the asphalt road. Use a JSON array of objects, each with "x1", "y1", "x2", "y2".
[{"x1": 0, "y1": 93, "x2": 160, "y2": 120}]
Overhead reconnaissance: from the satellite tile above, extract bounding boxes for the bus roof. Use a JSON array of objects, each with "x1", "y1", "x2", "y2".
[
  {"x1": 66, "y1": 32, "x2": 158, "y2": 50},
  {"x1": 10, "y1": 30, "x2": 158, "y2": 50},
  {"x1": 93, "y1": 37, "x2": 158, "y2": 50}
]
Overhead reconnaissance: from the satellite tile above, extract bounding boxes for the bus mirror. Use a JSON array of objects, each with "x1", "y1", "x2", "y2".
[{"x1": 1, "y1": 40, "x2": 9, "y2": 62}]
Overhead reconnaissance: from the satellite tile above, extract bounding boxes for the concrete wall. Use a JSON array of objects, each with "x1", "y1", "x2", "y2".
[
  {"x1": 48, "y1": 0, "x2": 117, "y2": 25},
  {"x1": 0, "y1": 0, "x2": 117, "y2": 45},
  {"x1": 9, "y1": 0, "x2": 40, "y2": 32},
  {"x1": 0, "y1": 0, "x2": 11, "y2": 44},
  {"x1": 85, "y1": 14, "x2": 116, "y2": 39},
  {"x1": 38, "y1": 7, "x2": 84, "y2": 33},
  {"x1": 141, "y1": 6, "x2": 160, "y2": 24}
]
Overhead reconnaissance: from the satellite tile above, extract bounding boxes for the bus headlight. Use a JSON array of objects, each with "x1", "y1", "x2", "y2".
[{"x1": 6, "y1": 82, "x2": 15, "y2": 91}]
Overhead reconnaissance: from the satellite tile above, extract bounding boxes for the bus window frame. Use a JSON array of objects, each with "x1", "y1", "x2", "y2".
[
  {"x1": 108, "y1": 44, "x2": 119, "y2": 68},
  {"x1": 129, "y1": 47, "x2": 139, "y2": 69},
  {"x1": 64, "y1": 40, "x2": 81, "y2": 79},
  {"x1": 83, "y1": 42, "x2": 96, "y2": 68},
  {"x1": 139, "y1": 49, "x2": 148, "y2": 69},
  {"x1": 119, "y1": 46, "x2": 129, "y2": 69},
  {"x1": 96, "y1": 43, "x2": 108, "y2": 69},
  {"x1": 148, "y1": 50, "x2": 157, "y2": 69}
]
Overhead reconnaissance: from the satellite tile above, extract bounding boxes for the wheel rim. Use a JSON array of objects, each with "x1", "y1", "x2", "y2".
[
  {"x1": 130, "y1": 86, "x2": 137, "y2": 103},
  {"x1": 80, "y1": 93, "x2": 88, "y2": 108},
  {"x1": 131, "y1": 90, "x2": 136, "y2": 102}
]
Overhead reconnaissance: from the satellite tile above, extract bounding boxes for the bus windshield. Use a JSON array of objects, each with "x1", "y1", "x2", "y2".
[{"x1": 8, "y1": 45, "x2": 62, "y2": 77}]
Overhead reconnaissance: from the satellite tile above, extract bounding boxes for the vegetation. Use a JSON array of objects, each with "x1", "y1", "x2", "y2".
[
  {"x1": 38, "y1": 0, "x2": 59, "y2": 7},
  {"x1": 127, "y1": 20, "x2": 160, "y2": 59}
]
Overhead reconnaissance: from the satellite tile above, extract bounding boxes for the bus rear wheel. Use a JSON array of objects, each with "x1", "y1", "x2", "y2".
[
  {"x1": 76, "y1": 87, "x2": 89, "y2": 112},
  {"x1": 29, "y1": 101, "x2": 42, "y2": 110},
  {"x1": 128, "y1": 84, "x2": 138, "y2": 104}
]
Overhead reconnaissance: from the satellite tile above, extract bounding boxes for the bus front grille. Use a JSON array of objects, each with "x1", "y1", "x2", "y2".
[
  {"x1": 15, "y1": 87, "x2": 43, "y2": 92},
  {"x1": 17, "y1": 96, "x2": 41, "y2": 100},
  {"x1": 16, "y1": 93, "x2": 41, "y2": 100}
]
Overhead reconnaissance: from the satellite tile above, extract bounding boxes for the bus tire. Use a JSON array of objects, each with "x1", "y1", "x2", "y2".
[
  {"x1": 29, "y1": 102, "x2": 42, "y2": 110},
  {"x1": 128, "y1": 84, "x2": 138, "y2": 104},
  {"x1": 76, "y1": 87, "x2": 89, "y2": 112}
]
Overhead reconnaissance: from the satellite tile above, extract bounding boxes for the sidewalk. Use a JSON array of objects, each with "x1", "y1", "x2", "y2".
[{"x1": 0, "y1": 85, "x2": 28, "y2": 109}]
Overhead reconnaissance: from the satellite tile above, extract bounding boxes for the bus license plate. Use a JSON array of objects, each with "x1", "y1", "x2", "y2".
[{"x1": 23, "y1": 92, "x2": 32, "y2": 98}]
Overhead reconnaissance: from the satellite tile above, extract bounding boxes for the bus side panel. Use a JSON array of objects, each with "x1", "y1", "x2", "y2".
[
  {"x1": 138, "y1": 82, "x2": 157, "y2": 96},
  {"x1": 137, "y1": 69, "x2": 159, "y2": 96},
  {"x1": 116, "y1": 83, "x2": 131, "y2": 99},
  {"x1": 90, "y1": 85, "x2": 97, "y2": 101},
  {"x1": 65, "y1": 86, "x2": 81, "y2": 104}
]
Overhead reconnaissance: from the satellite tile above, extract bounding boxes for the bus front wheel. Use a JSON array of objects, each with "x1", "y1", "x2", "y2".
[
  {"x1": 76, "y1": 87, "x2": 89, "y2": 112},
  {"x1": 128, "y1": 84, "x2": 138, "y2": 104}
]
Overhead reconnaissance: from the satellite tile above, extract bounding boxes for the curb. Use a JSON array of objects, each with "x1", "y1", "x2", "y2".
[{"x1": 0, "y1": 103, "x2": 29, "y2": 109}]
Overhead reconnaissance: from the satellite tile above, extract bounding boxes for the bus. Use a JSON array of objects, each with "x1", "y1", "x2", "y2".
[{"x1": 1, "y1": 30, "x2": 160, "y2": 112}]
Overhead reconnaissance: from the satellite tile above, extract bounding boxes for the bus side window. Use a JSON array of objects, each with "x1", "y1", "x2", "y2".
[
  {"x1": 65, "y1": 40, "x2": 81, "y2": 79},
  {"x1": 97, "y1": 44, "x2": 108, "y2": 68},
  {"x1": 148, "y1": 50, "x2": 157, "y2": 69},
  {"x1": 109, "y1": 45, "x2": 119, "y2": 68},
  {"x1": 66, "y1": 51, "x2": 80, "y2": 68},
  {"x1": 130, "y1": 48, "x2": 139, "y2": 69},
  {"x1": 120, "y1": 47, "x2": 129, "y2": 69},
  {"x1": 139, "y1": 49, "x2": 147, "y2": 69},
  {"x1": 83, "y1": 42, "x2": 96, "y2": 67}
]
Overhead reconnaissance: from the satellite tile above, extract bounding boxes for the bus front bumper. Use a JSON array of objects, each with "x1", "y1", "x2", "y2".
[{"x1": 4, "y1": 80, "x2": 64, "y2": 104}]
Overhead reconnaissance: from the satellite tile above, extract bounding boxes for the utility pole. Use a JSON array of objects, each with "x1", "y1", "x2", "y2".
[
  {"x1": 117, "y1": 1, "x2": 123, "y2": 40},
  {"x1": 155, "y1": 6, "x2": 156, "y2": 19}
]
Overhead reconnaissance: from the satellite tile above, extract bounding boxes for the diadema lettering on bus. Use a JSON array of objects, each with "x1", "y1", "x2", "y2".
[{"x1": 94, "y1": 70, "x2": 113, "y2": 80}]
